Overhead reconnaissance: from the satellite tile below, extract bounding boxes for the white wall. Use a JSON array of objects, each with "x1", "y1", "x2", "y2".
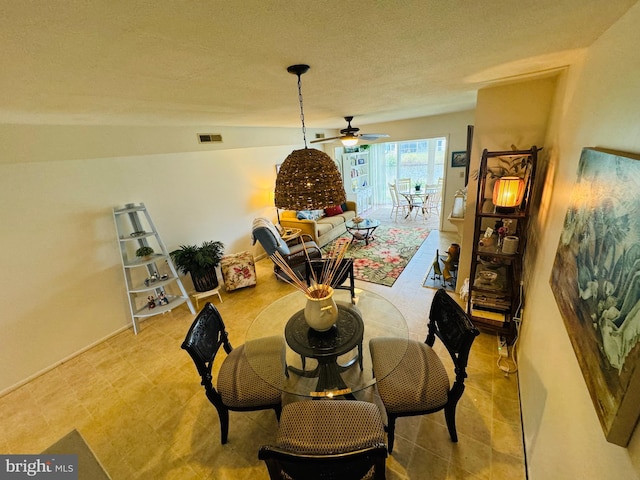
[
  {"x1": 519, "y1": 3, "x2": 640, "y2": 479},
  {"x1": 0, "y1": 111, "x2": 473, "y2": 394},
  {"x1": 0, "y1": 133, "x2": 301, "y2": 393},
  {"x1": 457, "y1": 75, "x2": 559, "y2": 291}
]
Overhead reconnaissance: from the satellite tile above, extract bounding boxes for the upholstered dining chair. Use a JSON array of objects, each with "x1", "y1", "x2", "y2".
[
  {"x1": 181, "y1": 302, "x2": 285, "y2": 444},
  {"x1": 369, "y1": 288, "x2": 480, "y2": 452},
  {"x1": 259, "y1": 400, "x2": 387, "y2": 479},
  {"x1": 252, "y1": 217, "x2": 322, "y2": 280}
]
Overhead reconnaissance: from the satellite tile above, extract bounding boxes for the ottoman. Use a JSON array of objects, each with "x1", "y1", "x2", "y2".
[{"x1": 220, "y1": 251, "x2": 257, "y2": 291}]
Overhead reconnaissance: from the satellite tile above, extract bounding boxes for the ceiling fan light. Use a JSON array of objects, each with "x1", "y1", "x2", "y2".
[{"x1": 341, "y1": 136, "x2": 359, "y2": 147}]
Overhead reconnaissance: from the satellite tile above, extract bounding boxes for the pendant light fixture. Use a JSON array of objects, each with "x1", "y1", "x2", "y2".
[{"x1": 274, "y1": 64, "x2": 346, "y2": 211}]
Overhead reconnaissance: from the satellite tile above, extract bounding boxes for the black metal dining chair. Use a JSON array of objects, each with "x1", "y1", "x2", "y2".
[
  {"x1": 259, "y1": 400, "x2": 387, "y2": 479},
  {"x1": 369, "y1": 288, "x2": 480, "y2": 452},
  {"x1": 181, "y1": 302, "x2": 285, "y2": 444}
]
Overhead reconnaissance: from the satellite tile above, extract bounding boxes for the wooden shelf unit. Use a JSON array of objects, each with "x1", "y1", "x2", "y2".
[{"x1": 467, "y1": 147, "x2": 540, "y2": 339}]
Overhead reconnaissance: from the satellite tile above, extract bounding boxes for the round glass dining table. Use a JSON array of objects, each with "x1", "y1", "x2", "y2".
[{"x1": 244, "y1": 288, "x2": 408, "y2": 398}]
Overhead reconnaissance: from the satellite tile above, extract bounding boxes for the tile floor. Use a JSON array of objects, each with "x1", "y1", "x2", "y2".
[{"x1": 0, "y1": 207, "x2": 526, "y2": 479}]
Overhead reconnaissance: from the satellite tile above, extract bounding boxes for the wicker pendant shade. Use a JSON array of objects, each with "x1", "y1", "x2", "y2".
[
  {"x1": 275, "y1": 64, "x2": 347, "y2": 211},
  {"x1": 275, "y1": 148, "x2": 346, "y2": 210}
]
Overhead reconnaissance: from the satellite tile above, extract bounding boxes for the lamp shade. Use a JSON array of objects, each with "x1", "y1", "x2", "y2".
[
  {"x1": 492, "y1": 176, "x2": 525, "y2": 211},
  {"x1": 274, "y1": 148, "x2": 346, "y2": 211}
]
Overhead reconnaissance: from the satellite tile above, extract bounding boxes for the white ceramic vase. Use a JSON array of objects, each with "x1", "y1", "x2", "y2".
[{"x1": 304, "y1": 285, "x2": 338, "y2": 332}]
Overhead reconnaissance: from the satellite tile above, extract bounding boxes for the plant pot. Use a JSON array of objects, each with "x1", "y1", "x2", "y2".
[
  {"x1": 191, "y1": 268, "x2": 219, "y2": 292},
  {"x1": 304, "y1": 285, "x2": 338, "y2": 332}
]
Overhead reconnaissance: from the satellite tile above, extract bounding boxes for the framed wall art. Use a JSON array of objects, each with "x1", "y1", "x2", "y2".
[
  {"x1": 550, "y1": 147, "x2": 640, "y2": 446},
  {"x1": 451, "y1": 151, "x2": 467, "y2": 168}
]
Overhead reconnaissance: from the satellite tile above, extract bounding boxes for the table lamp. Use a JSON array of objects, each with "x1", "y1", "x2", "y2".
[{"x1": 492, "y1": 176, "x2": 525, "y2": 213}]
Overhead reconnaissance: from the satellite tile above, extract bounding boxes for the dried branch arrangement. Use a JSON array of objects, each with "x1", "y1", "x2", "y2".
[{"x1": 270, "y1": 238, "x2": 351, "y2": 299}]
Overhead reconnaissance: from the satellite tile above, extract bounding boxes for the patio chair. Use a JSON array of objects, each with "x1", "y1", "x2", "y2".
[{"x1": 388, "y1": 183, "x2": 409, "y2": 222}]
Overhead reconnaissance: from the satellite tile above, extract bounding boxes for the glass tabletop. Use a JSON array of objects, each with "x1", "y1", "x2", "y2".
[
  {"x1": 244, "y1": 288, "x2": 408, "y2": 397},
  {"x1": 345, "y1": 218, "x2": 381, "y2": 229}
]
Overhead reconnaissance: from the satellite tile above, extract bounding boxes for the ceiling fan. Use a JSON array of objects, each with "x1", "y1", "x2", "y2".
[{"x1": 310, "y1": 116, "x2": 389, "y2": 146}]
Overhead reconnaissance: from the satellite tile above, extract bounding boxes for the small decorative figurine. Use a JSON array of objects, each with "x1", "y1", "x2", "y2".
[
  {"x1": 443, "y1": 243, "x2": 460, "y2": 284},
  {"x1": 158, "y1": 292, "x2": 169, "y2": 305},
  {"x1": 147, "y1": 295, "x2": 156, "y2": 309}
]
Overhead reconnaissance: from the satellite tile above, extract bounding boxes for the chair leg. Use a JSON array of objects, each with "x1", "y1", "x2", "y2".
[
  {"x1": 216, "y1": 405, "x2": 230, "y2": 444},
  {"x1": 349, "y1": 270, "x2": 356, "y2": 304},
  {"x1": 387, "y1": 414, "x2": 397, "y2": 453},
  {"x1": 444, "y1": 403, "x2": 459, "y2": 442}
]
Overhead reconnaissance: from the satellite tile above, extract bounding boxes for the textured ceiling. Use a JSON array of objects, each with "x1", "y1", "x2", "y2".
[{"x1": 0, "y1": 0, "x2": 635, "y2": 128}]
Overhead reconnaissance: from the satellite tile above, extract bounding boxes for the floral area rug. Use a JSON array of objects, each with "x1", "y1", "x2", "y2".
[{"x1": 323, "y1": 224, "x2": 430, "y2": 287}]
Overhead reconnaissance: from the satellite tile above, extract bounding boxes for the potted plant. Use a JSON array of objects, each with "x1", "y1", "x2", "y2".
[
  {"x1": 414, "y1": 180, "x2": 423, "y2": 192},
  {"x1": 135, "y1": 246, "x2": 154, "y2": 260},
  {"x1": 170, "y1": 241, "x2": 225, "y2": 292}
]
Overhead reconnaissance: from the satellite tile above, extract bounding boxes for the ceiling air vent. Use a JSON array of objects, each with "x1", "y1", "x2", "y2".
[
  {"x1": 315, "y1": 133, "x2": 325, "y2": 139},
  {"x1": 197, "y1": 133, "x2": 223, "y2": 144}
]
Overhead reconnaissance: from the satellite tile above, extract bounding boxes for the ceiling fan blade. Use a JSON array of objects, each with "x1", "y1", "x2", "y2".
[
  {"x1": 359, "y1": 133, "x2": 390, "y2": 141},
  {"x1": 310, "y1": 136, "x2": 342, "y2": 144}
]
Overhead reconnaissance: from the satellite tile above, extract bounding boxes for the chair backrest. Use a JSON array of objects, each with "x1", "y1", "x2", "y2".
[
  {"x1": 427, "y1": 289, "x2": 479, "y2": 385},
  {"x1": 181, "y1": 302, "x2": 233, "y2": 392},
  {"x1": 397, "y1": 178, "x2": 411, "y2": 192},
  {"x1": 252, "y1": 217, "x2": 290, "y2": 256},
  {"x1": 259, "y1": 399, "x2": 387, "y2": 479},
  {"x1": 259, "y1": 445, "x2": 387, "y2": 480},
  {"x1": 388, "y1": 183, "x2": 400, "y2": 206},
  {"x1": 425, "y1": 183, "x2": 442, "y2": 211}
]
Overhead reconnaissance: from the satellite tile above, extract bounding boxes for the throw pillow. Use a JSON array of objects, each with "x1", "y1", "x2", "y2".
[
  {"x1": 340, "y1": 202, "x2": 348, "y2": 212},
  {"x1": 296, "y1": 210, "x2": 314, "y2": 220},
  {"x1": 296, "y1": 210, "x2": 325, "y2": 220},
  {"x1": 324, "y1": 205, "x2": 344, "y2": 217}
]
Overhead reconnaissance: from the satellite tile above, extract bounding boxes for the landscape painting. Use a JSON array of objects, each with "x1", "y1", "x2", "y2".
[{"x1": 551, "y1": 147, "x2": 640, "y2": 446}]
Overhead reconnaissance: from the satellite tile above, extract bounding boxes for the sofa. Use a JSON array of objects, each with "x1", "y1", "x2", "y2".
[{"x1": 279, "y1": 201, "x2": 357, "y2": 247}]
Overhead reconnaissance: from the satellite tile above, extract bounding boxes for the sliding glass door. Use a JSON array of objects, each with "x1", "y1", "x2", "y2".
[{"x1": 371, "y1": 137, "x2": 447, "y2": 204}]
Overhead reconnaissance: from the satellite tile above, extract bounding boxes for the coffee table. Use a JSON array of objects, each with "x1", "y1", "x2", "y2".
[{"x1": 345, "y1": 218, "x2": 380, "y2": 245}]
